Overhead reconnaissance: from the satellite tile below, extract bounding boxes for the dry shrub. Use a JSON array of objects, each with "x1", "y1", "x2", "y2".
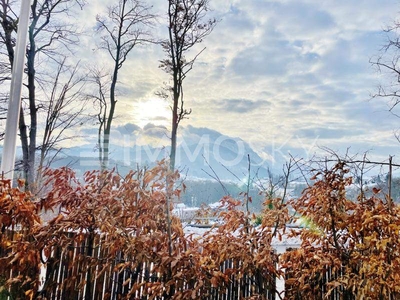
[
  {"x1": 0, "y1": 179, "x2": 41, "y2": 299},
  {"x1": 9, "y1": 161, "x2": 400, "y2": 299},
  {"x1": 282, "y1": 163, "x2": 400, "y2": 300}
]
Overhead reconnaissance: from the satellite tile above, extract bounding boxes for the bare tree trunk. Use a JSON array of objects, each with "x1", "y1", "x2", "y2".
[
  {"x1": 163, "y1": 0, "x2": 216, "y2": 172},
  {"x1": 18, "y1": 108, "x2": 29, "y2": 182},
  {"x1": 101, "y1": 61, "x2": 118, "y2": 170},
  {"x1": 170, "y1": 92, "x2": 178, "y2": 171},
  {"x1": 168, "y1": 1, "x2": 179, "y2": 172},
  {"x1": 27, "y1": 68, "x2": 37, "y2": 185},
  {"x1": 25, "y1": 13, "x2": 38, "y2": 186}
]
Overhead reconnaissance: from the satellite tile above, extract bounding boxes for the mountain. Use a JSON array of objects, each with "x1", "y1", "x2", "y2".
[{"x1": 55, "y1": 125, "x2": 274, "y2": 181}]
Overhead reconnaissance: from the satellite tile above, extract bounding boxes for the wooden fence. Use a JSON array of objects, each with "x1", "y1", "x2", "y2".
[
  {"x1": 283, "y1": 247, "x2": 356, "y2": 300},
  {"x1": 284, "y1": 264, "x2": 353, "y2": 300},
  {"x1": 1, "y1": 230, "x2": 276, "y2": 300},
  {"x1": 283, "y1": 248, "x2": 400, "y2": 300}
]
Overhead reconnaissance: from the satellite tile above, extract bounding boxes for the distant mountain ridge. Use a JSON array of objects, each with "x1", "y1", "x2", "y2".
[{"x1": 55, "y1": 125, "x2": 273, "y2": 180}]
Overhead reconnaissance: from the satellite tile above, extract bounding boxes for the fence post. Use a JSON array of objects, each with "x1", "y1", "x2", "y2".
[
  {"x1": 85, "y1": 230, "x2": 94, "y2": 300},
  {"x1": 388, "y1": 155, "x2": 393, "y2": 212}
]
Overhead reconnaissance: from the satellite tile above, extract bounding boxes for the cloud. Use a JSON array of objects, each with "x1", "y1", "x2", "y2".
[
  {"x1": 270, "y1": 2, "x2": 336, "y2": 40},
  {"x1": 184, "y1": 125, "x2": 221, "y2": 141},
  {"x1": 294, "y1": 127, "x2": 364, "y2": 140},
  {"x1": 152, "y1": 116, "x2": 169, "y2": 121},
  {"x1": 115, "y1": 123, "x2": 141, "y2": 135},
  {"x1": 215, "y1": 99, "x2": 270, "y2": 113},
  {"x1": 229, "y1": 45, "x2": 289, "y2": 77},
  {"x1": 317, "y1": 0, "x2": 398, "y2": 32},
  {"x1": 228, "y1": 23, "x2": 299, "y2": 78},
  {"x1": 142, "y1": 123, "x2": 168, "y2": 138},
  {"x1": 7, "y1": 0, "x2": 400, "y2": 169},
  {"x1": 314, "y1": 38, "x2": 370, "y2": 81}
]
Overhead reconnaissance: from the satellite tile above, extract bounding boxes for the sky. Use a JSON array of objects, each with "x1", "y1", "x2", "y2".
[{"x1": 6, "y1": 0, "x2": 400, "y2": 172}]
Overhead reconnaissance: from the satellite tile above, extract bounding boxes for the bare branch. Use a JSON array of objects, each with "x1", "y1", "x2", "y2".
[
  {"x1": 161, "y1": 0, "x2": 218, "y2": 171},
  {"x1": 94, "y1": 0, "x2": 155, "y2": 169}
]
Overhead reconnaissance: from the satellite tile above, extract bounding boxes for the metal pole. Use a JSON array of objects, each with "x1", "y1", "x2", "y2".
[{"x1": 1, "y1": 0, "x2": 31, "y2": 183}]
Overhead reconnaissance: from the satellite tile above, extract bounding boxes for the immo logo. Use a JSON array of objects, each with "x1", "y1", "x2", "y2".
[
  {"x1": 79, "y1": 132, "x2": 319, "y2": 168},
  {"x1": 79, "y1": 133, "x2": 246, "y2": 168},
  {"x1": 175, "y1": 135, "x2": 246, "y2": 167}
]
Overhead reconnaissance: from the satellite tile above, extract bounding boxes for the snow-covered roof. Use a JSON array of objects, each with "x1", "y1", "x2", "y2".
[{"x1": 183, "y1": 223, "x2": 302, "y2": 248}]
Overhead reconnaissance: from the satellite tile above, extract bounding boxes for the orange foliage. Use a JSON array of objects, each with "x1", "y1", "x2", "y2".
[
  {"x1": 282, "y1": 163, "x2": 400, "y2": 299},
  {"x1": 0, "y1": 178, "x2": 41, "y2": 298},
  {"x1": 0, "y1": 161, "x2": 281, "y2": 299},
  {"x1": 3, "y1": 161, "x2": 400, "y2": 299}
]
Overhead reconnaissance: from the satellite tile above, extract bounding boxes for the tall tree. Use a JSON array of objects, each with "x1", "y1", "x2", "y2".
[
  {"x1": 24, "y1": 0, "x2": 85, "y2": 186},
  {"x1": 0, "y1": 0, "x2": 85, "y2": 187},
  {"x1": 95, "y1": 0, "x2": 154, "y2": 170},
  {"x1": 160, "y1": 0, "x2": 217, "y2": 171}
]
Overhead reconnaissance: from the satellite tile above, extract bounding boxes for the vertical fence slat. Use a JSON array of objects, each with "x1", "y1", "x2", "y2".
[{"x1": 1, "y1": 228, "x2": 280, "y2": 299}]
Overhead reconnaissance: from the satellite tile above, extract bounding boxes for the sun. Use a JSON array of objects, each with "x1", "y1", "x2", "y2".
[{"x1": 134, "y1": 97, "x2": 170, "y2": 128}]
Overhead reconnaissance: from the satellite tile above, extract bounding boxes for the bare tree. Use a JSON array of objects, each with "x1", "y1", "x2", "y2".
[
  {"x1": 36, "y1": 57, "x2": 88, "y2": 186},
  {"x1": 0, "y1": 0, "x2": 86, "y2": 188},
  {"x1": 159, "y1": 0, "x2": 217, "y2": 171},
  {"x1": 0, "y1": 0, "x2": 16, "y2": 72},
  {"x1": 95, "y1": 0, "x2": 155, "y2": 170},
  {"x1": 0, "y1": 0, "x2": 17, "y2": 129},
  {"x1": 371, "y1": 21, "x2": 400, "y2": 118},
  {"x1": 86, "y1": 66, "x2": 111, "y2": 166},
  {"x1": 22, "y1": 0, "x2": 85, "y2": 187}
]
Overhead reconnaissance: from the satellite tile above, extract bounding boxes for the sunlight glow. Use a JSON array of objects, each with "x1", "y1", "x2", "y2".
[{"x1": 134, "y1": 98, "x2": 170, "y2": 128}]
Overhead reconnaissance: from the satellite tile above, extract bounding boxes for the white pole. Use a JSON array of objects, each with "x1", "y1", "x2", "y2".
[{"x1": 1, "y1": 0, "x2": 31, "y2": 183}]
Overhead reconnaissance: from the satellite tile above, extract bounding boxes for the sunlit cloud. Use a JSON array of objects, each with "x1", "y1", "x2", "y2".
[{"x1": 15, "y1": 0, "x2": 400, "y2": 167}]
